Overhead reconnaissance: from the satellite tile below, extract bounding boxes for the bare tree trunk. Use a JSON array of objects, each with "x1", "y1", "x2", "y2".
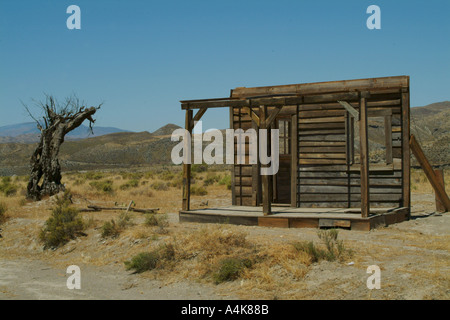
[{"x1": 25, "y1": 97, "x2": 99, "y2": 200}]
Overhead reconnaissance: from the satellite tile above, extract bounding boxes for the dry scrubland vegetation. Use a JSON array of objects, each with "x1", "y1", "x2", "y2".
[{"x1": 0, "y1": 167, "x2": 449, "y2": 299}]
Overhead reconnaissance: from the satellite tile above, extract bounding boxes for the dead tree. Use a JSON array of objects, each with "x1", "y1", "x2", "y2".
[{"x1": 24, "y1": 94, "x2": 102, "y2": 200}]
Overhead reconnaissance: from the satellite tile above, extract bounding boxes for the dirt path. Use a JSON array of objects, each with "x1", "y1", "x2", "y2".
[{"x1": 0, "y1": 258, "x2": 230, "y2": 300}]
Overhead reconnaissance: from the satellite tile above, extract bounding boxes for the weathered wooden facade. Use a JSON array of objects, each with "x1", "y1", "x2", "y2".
[{"x1": 179, "y1": 76, "x2": 412, "y2": 230}]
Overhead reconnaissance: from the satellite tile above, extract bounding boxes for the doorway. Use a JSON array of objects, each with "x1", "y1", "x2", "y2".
[{"x1": 273, "y1": 117, "x2": 291, "y2": 204}]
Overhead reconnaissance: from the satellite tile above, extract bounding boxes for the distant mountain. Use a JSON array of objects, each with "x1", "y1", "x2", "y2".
[
  {"x1": 0, "y1": 122, "x2": 130, "y2": 143},
  {"x1": 0, "y1": 122, "x2": 39, "y2": 137},
  {"x1": 411, "y1": 101, "x2": 450, "y2": 116},
  {"x1": 0, "y1": 130, "x2": 177, "y2": 175},
  {"x1": 151, "y1": 123, "x2": 182, "y2": 136}
]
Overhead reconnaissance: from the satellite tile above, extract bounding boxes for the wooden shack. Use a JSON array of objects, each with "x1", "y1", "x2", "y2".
[{"x1": 179, "y1": 76, "x2": 412, "y2": 230}]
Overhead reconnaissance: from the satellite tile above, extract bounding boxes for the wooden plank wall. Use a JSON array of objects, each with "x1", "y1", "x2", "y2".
[
  {"x1": 230, "y1": 89, "x2": 407, "y2": 209},
  {"x1": 232, "y1": 107, "x2": 255, "y2": 206},
  {"x1": 297, "y1": 101, "x2": 349, "y2": 208},
  {"x1": 297, "y1": 90, "x2": 404, "y2": 208}
]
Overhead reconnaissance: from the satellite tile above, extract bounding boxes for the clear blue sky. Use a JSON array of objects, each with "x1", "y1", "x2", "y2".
[{"x1": 0, "y1": 0, "x2": 449, "y2": 132}]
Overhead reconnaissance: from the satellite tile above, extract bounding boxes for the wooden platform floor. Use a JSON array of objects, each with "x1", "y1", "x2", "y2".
[{"x1": 179, "y1": 206, "x2": 409, "y2": 231}]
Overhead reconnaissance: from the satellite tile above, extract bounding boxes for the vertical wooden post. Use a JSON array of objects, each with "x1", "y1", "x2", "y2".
[
  {"x1": 359, "y1": 93, "x2": 370, "y2": 218},
  {"x1": 182, "y1": 109, "x2": 193, "y2": 211},
  {"x1": 384, "y1": 115, "x2": 393, "y2": 165},
  {"x1": 291, "y1": 112, "x2": 298, "y2": 208},
  {"x1": 345, "y1": 112, "x2": 351, "y2": 208},
  {"x1": 435, "y1": 169, "x2": 446, "y2": 213},
  {"x1": 272, "y1": 119, "x2": 278, "y2": 202},
  {"x1": 260, "y1": 105, "x2": 271, "y2": 215},
  {"x1": 230, "y1": 107, "x2": 236, "y2": 205},
  {"x1": 401, "y1": 89, "x2": 411, "y2": 217},
  {"x1": 251, "y1": 110, "x2": 260, "y2": 206},
  {"x1": 350, "y1": 116, "x2": 355, "y2": 164}
]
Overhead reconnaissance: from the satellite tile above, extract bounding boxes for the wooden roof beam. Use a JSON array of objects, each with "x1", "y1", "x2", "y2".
[
  {"x1": 181, "y1": 92, "x2": 360, "y2": 110},
  {"x1": 231, "y1": 76, "x2": 409, "y2": 98}
]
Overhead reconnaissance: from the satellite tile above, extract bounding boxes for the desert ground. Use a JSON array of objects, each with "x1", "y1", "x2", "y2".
[{"x1": 0, "y1": 167, "x2": 448, "y2": 300}]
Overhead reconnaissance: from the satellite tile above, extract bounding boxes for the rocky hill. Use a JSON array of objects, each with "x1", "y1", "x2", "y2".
[
  {"x1": 0, "y1": 125, "x2": 182, "y2": 176},
  {"x1": 410, "y1": 101, "x2": 450, "y2": 166}
]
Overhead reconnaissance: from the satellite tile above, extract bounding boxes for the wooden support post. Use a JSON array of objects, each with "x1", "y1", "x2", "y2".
[
  {"x1": 272, "y1": 120, "x2": 278, "y2": 203},
  {"x1": 182, "y1": 109, "x2": 193, "y2": 211},
  {"x1": 260, "y1": 105, "x2": 271, "y2": 215},
  {"x1": 252, "y1": 118, "x2": 260, "y2": 206},
  {"x1": 434, "y1": 169, "x2": 446, "y2": 213},
  {"x1": 401, "y1": 90, "x2": 411, "y2": 215},
  {"x1": 230, "y1": 107, "x2": 236, "y2": 205},
  {"x1": 359, "y1": 94, "x2": 370, "y2": 218},
  {"x1": 291, "y1": 111, "x2": 298, "y2": 207},
  {"x1": 410, "y1": 135, "x2": 450, "y2": 211},
  {"x1": 384, "y1": 115, "x2": 393, "y2": 165}
]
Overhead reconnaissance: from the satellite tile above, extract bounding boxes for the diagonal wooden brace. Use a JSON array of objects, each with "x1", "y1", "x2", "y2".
[
  {"x1": 410, "y1": 134, "x2": 450, "y2": 211},
  {"x1": 338, "y1": 100, "x2": 359, "y2": 119}
]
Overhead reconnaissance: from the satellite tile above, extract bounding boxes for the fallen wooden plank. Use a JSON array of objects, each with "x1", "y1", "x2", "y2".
[
  {"x1": 87, "y1": 205, "x2": 160, "y2": 213},
  {"x1": 79, "y1": 208, "x2": 100, "y2": 212}
]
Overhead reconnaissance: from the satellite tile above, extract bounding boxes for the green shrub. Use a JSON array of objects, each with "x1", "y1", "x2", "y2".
[
  {"x1": 213, "y1": 257, "x2": 253, "y2": 284},
  {"x1": 117, "y1": 212, "x2": 134, "y2": 229},
  {"x1": 203, "y1": 173, "x2": 222, "y2": 186},
  {"x1": 89, "y1": 180, "x2": 114, "y2": 193},
  {"x1": 120, "y1": 172, "x2": 144, "y2": 180},
  {"x1": 0, "y1": 177, "x2": 18, "y2": 197},
  {"x1": 151, "y1": 181, "x2": 169, "y2": 191},
  {"x1": 100, "y1": 212, "x2": 133, "y2": 238},
  {"x1": 39, "y1": 191, "x2": 85, "y2": 250},
  {"x1": 292, "y1": 241, "x2": 326, "y2": 263},
  {"x1": 218, "y1": 175, "x2": 232, "y2": 190},
  {"x1": 159, "y1": 171, "x2": 175, "y2": 181},
  {"x1": 317, "y1": 229, "x2": 350, "y2": 261},
  {"x1": 191, "y1": 185, "x2": 207, "y2": 196},
  {"x1": 144, "y1": 213, "x2": 168, "y2": 228},
  {"x1": 84, "y1": 172, "x2": 104, "y2": 180},
  {"x1": 125, "y1": 251, "x2": 159, "y2": 273},
  {"x1": 124, "y1": 243, "x2": 175, "y2": 273},
  {"x1": 293, "y1": 229, "x2": 352, "y2": 263},
  {"x1": 144, "y1": 171, "x2": 155, "y2": 179},
  {"x1": 120, "y1": 179, "x2": 139, "y2": 190},
  {"x1": 101, "y1": 219, "x2": 121, "y2": 238}
]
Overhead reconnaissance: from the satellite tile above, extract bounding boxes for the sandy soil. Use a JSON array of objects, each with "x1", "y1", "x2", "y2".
[{"x1": 0, "y1": 191, "x2": 448, "y2": 300}]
